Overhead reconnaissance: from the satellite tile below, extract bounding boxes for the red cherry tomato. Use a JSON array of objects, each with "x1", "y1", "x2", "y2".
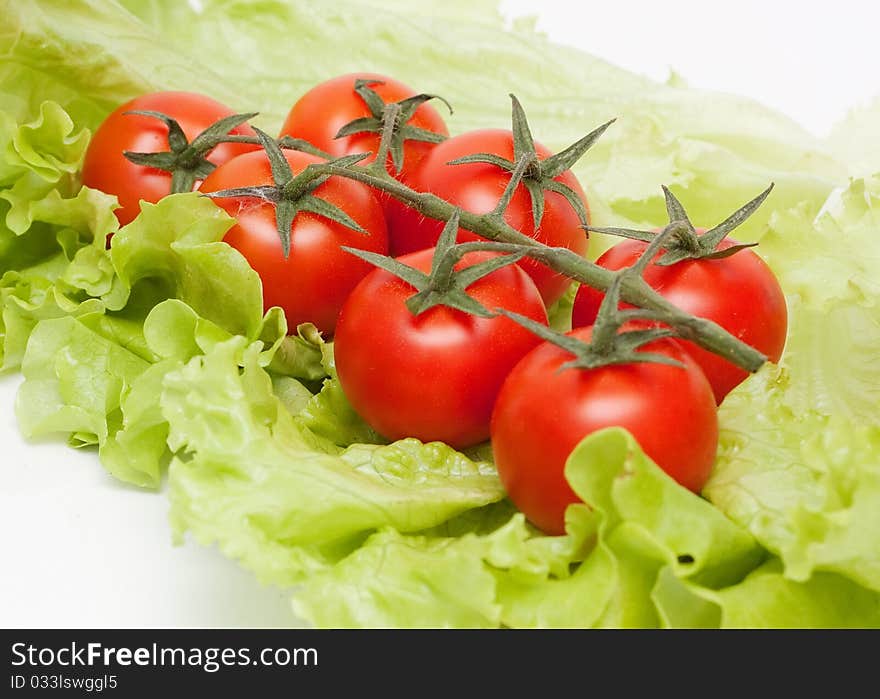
[
  {"x1": 334, "y1": 249, "x2": 548, "y2": 449},
  {"x1": 572, "y1": 236, "x2": 787, "y2": 403},
  {"x1": 279, "y1": 73, "x2": 449, "y2": 180},
  {"x1": 200, "y1": 149, "x2": 388, "y2": 336},
  {"x1": 82, "y1": 92, "x2": 258, "y2": 226},
  {"x1": 387, "y1": 129, "x2": 589, "y2": 306},
  {"x1": 491, "y1": 327, "x2": 719, "y2": 535}
]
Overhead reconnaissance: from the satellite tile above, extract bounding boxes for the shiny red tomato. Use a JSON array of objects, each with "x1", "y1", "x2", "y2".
[
  {"x1": 279, "y1": 73, "x2": 449, "y2": 180},
  {"x1": 200, "y1": 149, "x2": 388, "y2": 336},
  {"x1": 334, "y1": 249, "x2": 548, "y2": 449},
  {"x1": 491, "y1": 327, "x2": 719, "y2": 535},
  {"x1": 82, "y1": 92, "x2": 257, "y2": 226},
  {"x1": 387, "y1": 129, "x2": 589, "y2": 306},
  {"x1": 572, "y1": 237, "x2": 787, "y2": 403}
]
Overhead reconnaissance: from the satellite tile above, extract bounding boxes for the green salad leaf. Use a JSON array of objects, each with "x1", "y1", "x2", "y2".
[
  {"x1": 291, "y1": 429, "x2": 761, "y2": 628},
  {"x1": 0, "y1": 102, "x2": 105, "y2": 369},
  {"x1": 708, "y1": 561, "x2": 880, "y2": 628},
  {"x1": 706, "y1": 176, "x2": 880, "y2": 594},
  {"x1": 2, "y1": 0, "x2": 879, "y2": 628}
]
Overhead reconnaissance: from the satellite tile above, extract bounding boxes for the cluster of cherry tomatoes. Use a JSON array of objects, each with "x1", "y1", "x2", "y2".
[{"x1": 82, "y1": 73, "x2": 787, "y2": 535}]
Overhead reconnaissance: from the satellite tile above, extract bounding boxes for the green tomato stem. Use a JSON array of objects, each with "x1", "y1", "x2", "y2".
[{"x1": 311, "y1": 161, "x2": 767, "y2": 373}]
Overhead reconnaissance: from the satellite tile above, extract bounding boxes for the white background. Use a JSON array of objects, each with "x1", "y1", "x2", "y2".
[{"x1": 2, "y1": 0, "x2": 878, "y2": 628}]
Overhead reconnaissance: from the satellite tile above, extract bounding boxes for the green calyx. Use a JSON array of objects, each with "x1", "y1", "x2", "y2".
[
  {"x1": 335, "y1": 78, "x2": 453, "y2": 174},
  {"x1": 202, "y1": 128, "x2": 369, "y2": 258},
  {"x1": 447, "y1": 94, "x2": 614, "y2": 229},
  {"x1": 502, "y1": 223, "x2": 689, "y2": 370},
  {"x1": 342, "y1": 210, "x2": 525, "y2": 318},
  {"x1": 123, "y1": 109, "x2": 258, "y2": 194},
  {"x1": 588, "y1": 183, "x2": 774, "y2": 266}
]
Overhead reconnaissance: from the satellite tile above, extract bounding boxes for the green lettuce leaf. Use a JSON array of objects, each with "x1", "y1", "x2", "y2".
[
  {"x1": 0, "y1": 102, "x2": 108, "y2": 369},
  {"x1": 3, "y1": 0, "x2": 844, "y2": 239},
  {"x1": 295, "y1": 378, "x2": 384, "y2": 447},
  {"x1": 108, "y1": 193, "x2": 263, "y2": 337},
  {"x1": 14, "y1": 298, "x2": 322, "y2": 487},
  {"x1": 0, "y1": 101, "x2": 87, "y2": 195},
  {"x1": 710, "y1": 560, "x2": 880, "y2": 628},
  {"x1": 293, "y1": 427, "x2": 880, "y2": 629},
  {"x1": 0, "y1": 0, "x2": 246, "y2": 129},
  {"x1": 10, "y1": 188, "x2": 328, "y2": 486},
  {"x1": 757, "y1": 175, "x2": 880, "y2": 308},
  {"x1": 16, "y1": 313, "x2": 150, "y2": 453}
]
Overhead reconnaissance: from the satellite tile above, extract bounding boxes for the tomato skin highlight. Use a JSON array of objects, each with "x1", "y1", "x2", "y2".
[
  {"x1": 334, "y1": 250, "x2": 548, "y2": 449},
  {"x1": 82, "y1": 92, "x2": 258, "y2": 226},
  {"x1": 200, "y1": 149, "x2": 388, "y2": 336},
  {"x1": 279, "y1": 73, "x2": 449, "y2": 180},
  {"x1": 386, "y1": 129, "x2": 589, "y2": 306},
  {"x1": 491, "y1": 327, "x2": 718, "y2": 535},
  {"x1": 572, "y1": 237, "x2": 787, "y2": 403}
]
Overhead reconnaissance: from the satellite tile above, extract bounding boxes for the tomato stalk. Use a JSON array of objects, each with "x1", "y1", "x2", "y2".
[
  {"x1": 302, "y1": 92, "x2": 770, "y2": 372},
  {"x1": 302, "y1": 157, "x2": 768, "y2": 372},
  {"x1": 203, "y1": 93, "x2": 770, "y2": 372}
]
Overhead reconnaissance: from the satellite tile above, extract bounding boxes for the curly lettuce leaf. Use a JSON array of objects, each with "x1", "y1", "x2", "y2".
[
  {"x1": 121, "y1": 0, "x2": 841, "y2": 224},
  {"x1": 108, "y1": 193, "x2": 266, "y2": 337},
  {"x1": 166, "y1": 337, "x2": 506, "y2": 586},
  {"x1": 294, "y1": 428, "x2": 880, "y2": 628},
  {"x1": 706, "y1": 176, "x2": 880, "y2": 593},
  {"x1": 16, "y1": 313, "x2": 151, "y2": 459},
  {"x1": 710, "y1": 560, "x2": 880, "y2": 628},
  {"x1": 0, "y1": 102, "x2": 109, "y2": 369},
  {"x1": 0, "y1": 101, "x2": 87, "y2": 195},
  {"x1": 0, "y1": 0, "x2": 247, "y2": 129},
  {"x1": 14, "y1": 299, "x2": 321, "y2": 487},
  {"x1": 295, "y1": 378, "x2": 384, "y2": 447},
  {"x1": 758, "y1": 175, "x2": 880, "y2": 307},
  {"x1": 708, "y1": 365, "x2": 880, "y2": 592}
]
